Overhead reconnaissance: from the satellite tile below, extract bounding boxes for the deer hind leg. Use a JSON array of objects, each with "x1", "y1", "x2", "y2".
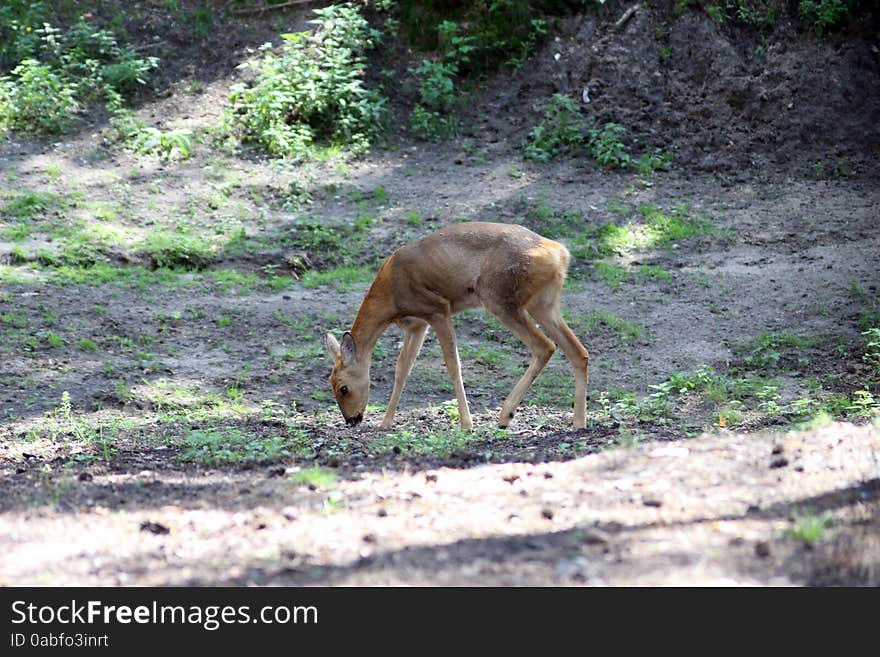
[
  {"x1": 429, "y1": 311, "x2": 474, "y2": 431},
  {"x1": 381, "y1": 318, "x2": 429, "y2": 429},
  {"x1": 526, "y1": 292, "x2": 590, "y2": 429},
  {"x1": 484, "y1": 302, "x2": 556, "y2": 427}
]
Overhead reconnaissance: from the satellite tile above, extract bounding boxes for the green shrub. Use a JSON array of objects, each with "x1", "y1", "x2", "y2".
[
  {"x1": 0, "y1": 59, "x2": 79, "y2": 133},
  {"x1": 0, "y1": 0, "x2": 48, "y2": 68},
  {"x1": 397, "y1": 1, "x2": 550, "y2": 72},
  {"x1": 588, "y1": 122, "x2": 630, "y2": 169},
  {"x1": 145, "y1": 230, "x2": 215, "y2": 270},
  {"x1": 109, "y1": 110, "x2": 192, "y2": 160},
  {"x1": 413, "y1": 59, "x2": 457, "y2": 111},
  {"x1": 225, "y1": 3, "x2": 386, "y2": 158},
  {"x1": 725, "y1": 1, "x2": 777, "y2": 28},
  {"x1": 0, "y1": 17, "x2": 157, "y2": 134},
  {"x1": 863, "y1": 327, "x2": 880, "y2": 376},
  {"x1": 798, "y1": 0, "x2": 849, "y2": 36},
  {"x1": 408, "y1": 20, "x2": 474, "y2": 141},
  {"x1": 522, "y1": 93, "x2": 586, "y2": 161}
]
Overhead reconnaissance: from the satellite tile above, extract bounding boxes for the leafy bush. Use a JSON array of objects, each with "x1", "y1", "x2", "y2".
[
  {"x1": 409, "y1": 104, "x2": 458, "y2": 141},
  {"x1": 397, "y1": 0, "x2": 552, "y2": 73},
  {"x1": 522, "y1": 93, "x2": 586, "y2": 161},
  {"x1": 724, "y1": 1, "x2": 777, "y2": 28},
  {"x1": 0, "y1": 15, "x2": 157, "y2": 134},
  {"x1": 109, "y1": 110, "x2": 192, "y2": 160},
  {"x1": 224, "y1": 3, "x2": 386, "y2": 158},
  {"x1": 0, "y1": 0, "x2": 48, "y2": 68},
  {"x1": 0, "y1": 59, "x2": 79, "y2": 134},
  {"x1": 408, "y1": 20, "x2": 474, "y2": 141},
  {"x1": 413, "y1": 59, "x2": 458, "y2": 111},
  {"x1": 863, "y1": 327, "x2": 880, "y2": 376},
  {"x1": 523, "y1": 95, "x2": 672, "y2": 171},
  {"x1": 588, "y1": 122, "x2": 630, "y2": 168},
  {"x1": 798, "y1": 0, "x2": 849, "y2": 36},
  {"x1": 145, "y1": 230, "x2": 215, "y2": 270}
]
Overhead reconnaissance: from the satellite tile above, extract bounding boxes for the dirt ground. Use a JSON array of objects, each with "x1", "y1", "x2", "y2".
[{"x1": 1, "y1": 1, "x2": 879, "y2": 586}]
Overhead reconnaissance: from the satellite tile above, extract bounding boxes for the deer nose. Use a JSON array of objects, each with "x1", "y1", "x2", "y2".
[{"x1": 345, "y1": 412, "x2": 363, "y2": 426}]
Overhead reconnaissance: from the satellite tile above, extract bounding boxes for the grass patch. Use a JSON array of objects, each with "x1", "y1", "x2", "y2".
[
  {"x1": 369, "y1": 426, "x2": 487, "y2": 458},
  {"x1": 567, "y1": 204, "x2": 725, "y2": 262},
  {"x1": 737, "y1": 332, "x2": 823, "y2": 370},
  {"x1": 785, "y1": 509, "x2": 832, "y2": 545},
  {"x1": 178, "y1": 426, "x2": 309, "y2": 465},
  {"x1": 291, "y1": 466, "x2": 337, "y2": 488},
  {"x1": 144, "y1": 230, "x2": 215, "y2": 270},
  {"x1": 300, "y1": 266, "x2": 374, "y2": 290},
  {"x1": 564, "y1": 310, "x2": 642, "y2": 344}
]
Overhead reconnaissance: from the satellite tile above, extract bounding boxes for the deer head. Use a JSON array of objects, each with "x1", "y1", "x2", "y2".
[{"x1": 325, "y1": 331, "x2": 369, "y2": 426}]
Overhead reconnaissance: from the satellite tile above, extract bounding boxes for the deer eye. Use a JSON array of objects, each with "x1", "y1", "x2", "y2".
[{"x1": 339, "y1": 385, "x2": 349, "y2": 397}]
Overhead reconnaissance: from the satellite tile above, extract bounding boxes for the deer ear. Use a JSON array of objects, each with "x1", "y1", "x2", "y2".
[
  {"x1": 340, "y1": 331, "x2": 357, "y2": 363},
  {"x1": 325, "y1": 333, "x2": 341, "y2": 360}
]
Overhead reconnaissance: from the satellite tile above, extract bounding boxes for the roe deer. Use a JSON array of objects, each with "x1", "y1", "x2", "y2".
[{"x1": 325, "y1": 221, "x2": 589, "y2": 430}]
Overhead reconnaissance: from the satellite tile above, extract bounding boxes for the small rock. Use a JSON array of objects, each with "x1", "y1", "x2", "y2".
[
  {"x1": 555, "y1": 557, "x2": 591, "y2": 580},
  {"x1": 771, "y1": 444, "x2": 784, "y2": 455},
  {"x1": 541, "y1": 508, "x2": 554, "y2": 520},
  {"x1": 582, "y1": 529, "x2": 609, "y2": 545},
  {"x1": 425, "y1": 473, "x2": 438, "y2": 484},
  {"x1": 376, "y1": 508, "x2": 388, "y2": 518},
  {"x1": 362, "y1": 533, "x2": 377, "y2": 543},
  {"x1": 266, "y1": 467, "x2": 285, "y2": 478},
  {"x1": 78, "y1": 472, "x2": 93, "y2": 482},
  {"x1": 503, "y1": 474, "x2": 520, "y2": 484},
  {"x1": 139, "y1": 521, "x2": 170, "y2": 535},
  {"x1": 281, "y1": 507, "x2": 298, "y2": 521},
  {"x1": 543, "y1": 472, "x2": 554, "y2": 479},
  {"x1": 643, "y1": 496, "x2": 663, "y2": 508},
  {"x1": 770, "y1": 457, "x2": 789, "y2": 469},
  {"x1": 755, "y1": 541, "x2": 772, "y2": 558}
]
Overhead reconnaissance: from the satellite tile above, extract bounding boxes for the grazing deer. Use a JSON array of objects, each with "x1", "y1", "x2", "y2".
[{"x1": 325, "y1": 222, "x2": 589, "y2": 430}]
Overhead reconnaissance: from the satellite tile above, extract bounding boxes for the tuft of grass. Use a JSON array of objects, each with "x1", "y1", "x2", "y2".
[
  {"x1": 738, "y1": 332, "x2": 822, "y2": 370},
  {"x1": 568, "y1": 204, "x2": 724, "y2": 262},
  {"x1": 144, "y1": 230, "x2": 215, "y2": 270},
  {"x1": 300, "y1": 266, "x2": 374, "y2": 290},
  {"x1": 370, "y1": 426, "x2": 481, "y2": 459},
  {"x1": 291, "y1": 466, "x2": 336, "y2": 488},
  {"x1": 567, "y1": 310, "x2": 642, "y2": 343},
  {"x1": 593, "y1": 262, "x2": 629, "y2": 289},
  {"x1": 77, "y1": 337, "x2": 98, "y2": 351},
  {"x1": 179, "y1": 427, "x2": 309, "y2": 464},
  {"x1": 785, "y1": 509, "x2": 832, "y2": 545}
]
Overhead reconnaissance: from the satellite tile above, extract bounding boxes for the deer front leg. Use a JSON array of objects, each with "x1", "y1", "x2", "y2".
[
  {"x1": 381, "y1": 319, "x2": 429, "y2": 429},
  {"x1": 429, "y1": 313, "x2": 473, "y2": 431}
]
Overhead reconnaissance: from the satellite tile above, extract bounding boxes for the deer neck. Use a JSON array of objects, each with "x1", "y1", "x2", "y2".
[{"x1": 349, "y1": 266, "x2": 395, "y2": 367}]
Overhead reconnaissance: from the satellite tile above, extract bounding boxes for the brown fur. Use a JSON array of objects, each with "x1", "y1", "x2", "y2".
[{"x1": 325, "y1": 222, "x2": 590, "y2": 429}]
